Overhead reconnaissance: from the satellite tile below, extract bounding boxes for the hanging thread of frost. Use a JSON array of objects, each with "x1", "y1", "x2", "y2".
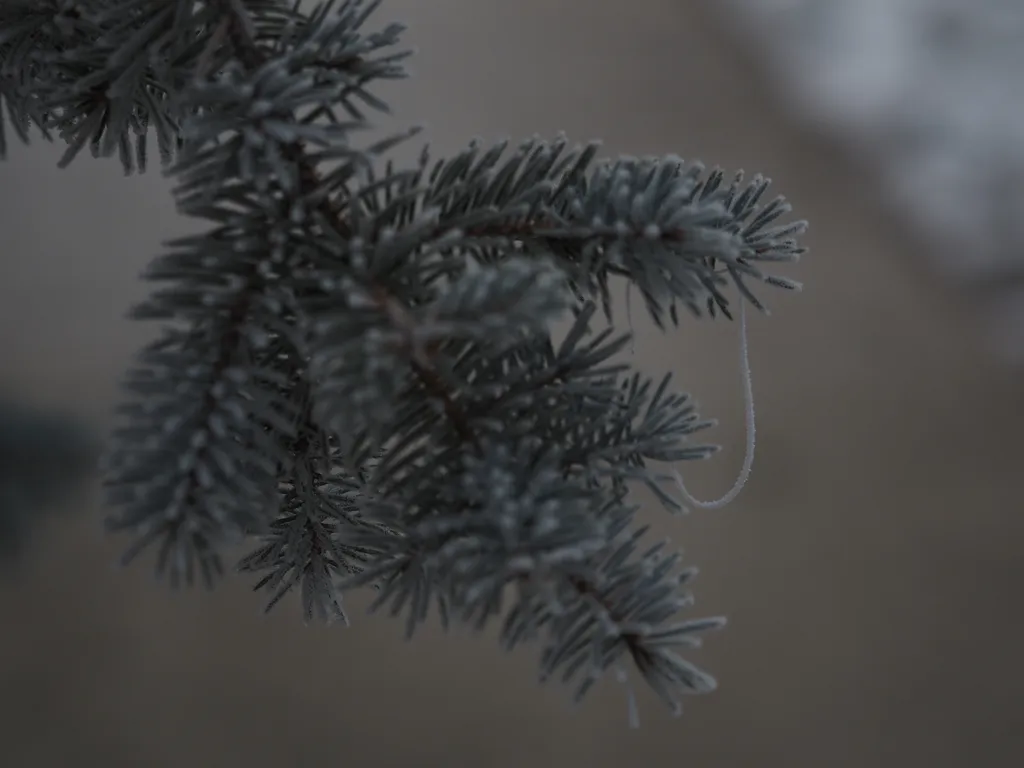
[{"x1": 673, "y1": 299, "x2": 756, "y2": 510}]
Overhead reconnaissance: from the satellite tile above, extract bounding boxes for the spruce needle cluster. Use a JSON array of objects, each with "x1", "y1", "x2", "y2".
[{"x1": 0, "y1": 0, "x2": 807, "y2": 719}]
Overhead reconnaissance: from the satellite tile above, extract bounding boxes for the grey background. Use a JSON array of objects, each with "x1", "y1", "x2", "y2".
[{"x1": 2, "y1": 1, "x2": 1023, "y2": 766}]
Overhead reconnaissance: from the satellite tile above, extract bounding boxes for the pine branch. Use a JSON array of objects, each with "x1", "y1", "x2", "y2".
[{"x1": 0, "y1": 0, "x2": 810, "y2": 721}]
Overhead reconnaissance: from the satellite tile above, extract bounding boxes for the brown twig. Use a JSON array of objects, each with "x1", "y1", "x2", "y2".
[{"x1": 207, "y1": 0, "x2": 483, "y2": 451}]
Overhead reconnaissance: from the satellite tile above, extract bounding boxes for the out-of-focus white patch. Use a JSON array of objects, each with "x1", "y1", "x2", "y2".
[{"x1": 716, "y1": 0, "x2": 1024, "y2": 361}]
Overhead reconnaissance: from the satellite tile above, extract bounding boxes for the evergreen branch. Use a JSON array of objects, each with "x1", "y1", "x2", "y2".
[{"x1": 0, "y1": 0, "x2": 811, "y2": 722}]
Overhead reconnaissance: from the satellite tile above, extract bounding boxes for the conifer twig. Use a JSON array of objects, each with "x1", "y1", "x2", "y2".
[{"x1": 0, "y1": 0, "x2": 808, "y2": 721}]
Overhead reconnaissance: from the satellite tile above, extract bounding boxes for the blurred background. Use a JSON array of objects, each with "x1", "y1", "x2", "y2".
[
  {"x1": 2, "y1": 1, "x2": 1023, "y2": 766},
  {"x1": 717, "y1": 0, "x2": 1024, "y2": 362}
]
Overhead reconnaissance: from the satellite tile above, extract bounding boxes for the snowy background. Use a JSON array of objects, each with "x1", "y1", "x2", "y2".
[{"x1": 717, "y1": 0, "x2": 1024, "y2": 361}]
